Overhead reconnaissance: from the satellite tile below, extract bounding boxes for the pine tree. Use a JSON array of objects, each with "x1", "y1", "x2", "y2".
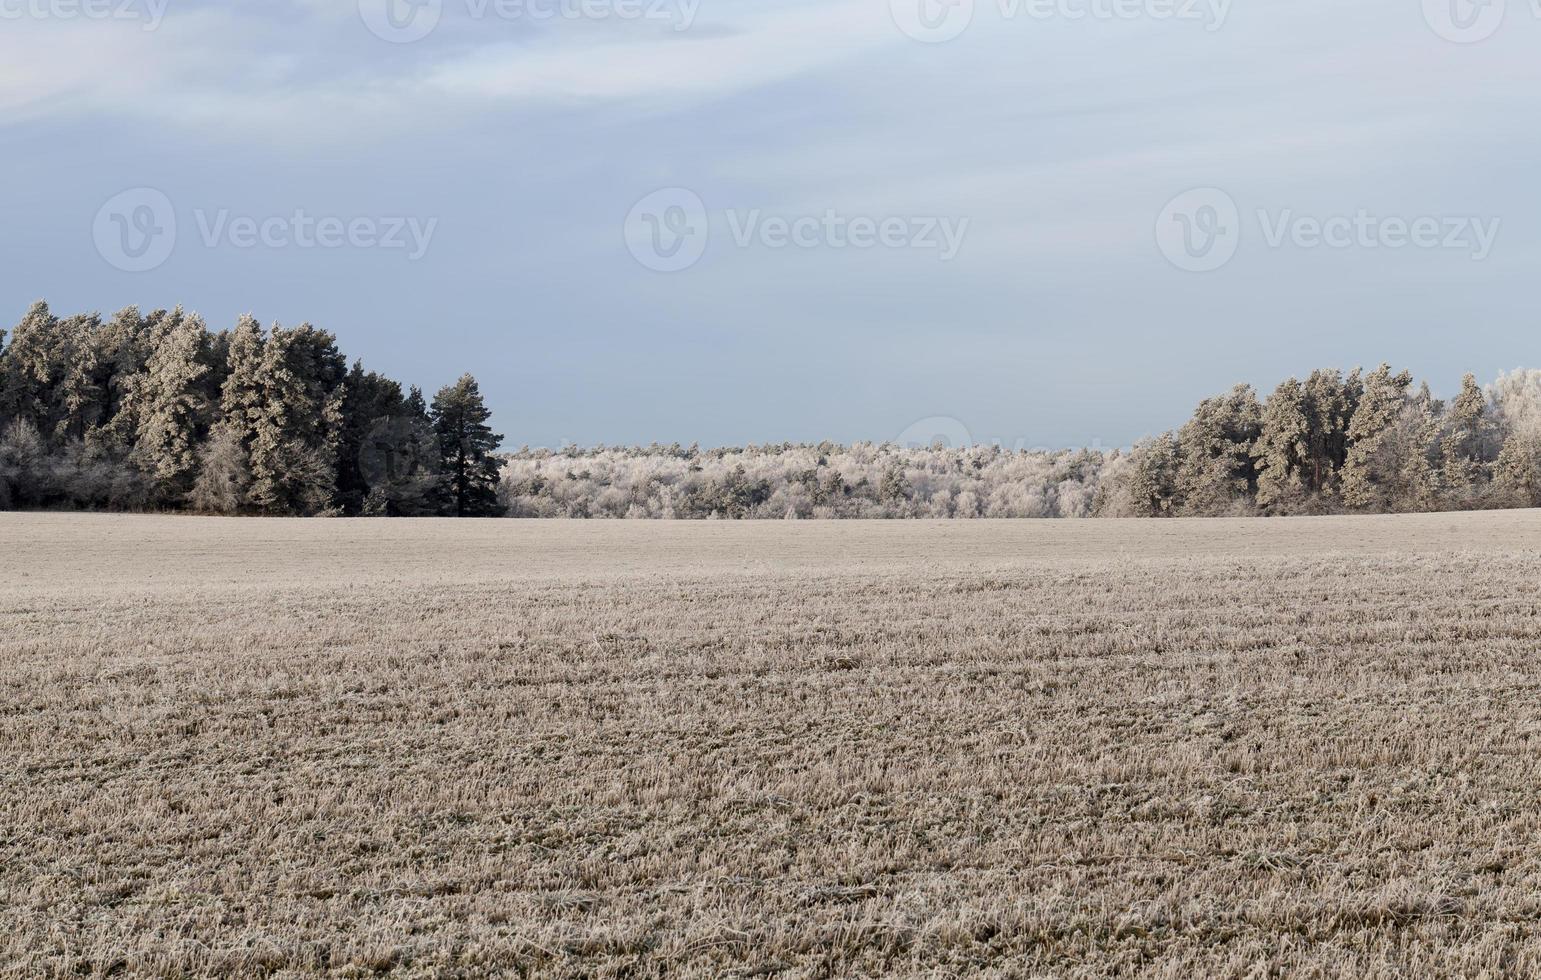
[
  {"x1": 1441, "y1": 373, "x2": 1488, "y2": 505},
  {"x1": 354, "y1": 384, "x2": 441, "y2": 517},
  {"x1": 1300, "y1": 368, "x2": 1353, "y2": 497},
  {"x1": 94, "y1": 306, "x2": 154, "y2": 452},
  {"x1": 1255, "y1": 378, "x2": 1310, "y2": 511},
  {"x1": 388, "y1": 385, "x2": 444, "y2": 516},
  {"x1": 4, "y1": 307, "x2": 120, "y2": 449},
  {"x1": 879, "y1": 466, "x2": 910, "y2": 508},
  {"x1": 1125, "y1": 433, "x2": 1181, "y2": 516},
  {"x1": 405, "y1": 385, "x2": 429, "y2": 420},
  {"x1": 132, "y1": 309, "x2": 212, "y2": 502},
  {"x1": 52, "y1": 313, "x2": 107, "y2": 445},
  {"x1": 1341, "y1": 364, "x2": 1413, "y2": 510},
  {"x1": 247, "y1": 324, "x2": 347, "y2": 515},
  {"x1": 1392, "y1": 386, "x2": 1441, "y2": 513},
  {"x1": 1493, "y1": 437, "x2": 1541, "y2": 508},
  {"x1": 218, "y1": 314, "x2": 267, "y2": 457},
  {"x1": 431, "y1": 374, "x2": 504, "y2": 517},
  {"x1": 1175, "y1": 384, "x2": 1262, "y2": 515},
  {"x1": 0, "y1": 301, "x2": 61, "y2": 438},
  {"x1": 335, "y1": 361, "x2": 406, "y2": 515}
]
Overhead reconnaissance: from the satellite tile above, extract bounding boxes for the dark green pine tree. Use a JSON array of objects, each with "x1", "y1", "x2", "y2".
[
  {"x1": 430, "y1": 374, "x2": 504, "y2": 517},
  {"x1": 335, "y1": 360, "x2": 406, "y2": 515},
  {"x1": 405, "y1": 385, "x2": 429, "y2": 419}
]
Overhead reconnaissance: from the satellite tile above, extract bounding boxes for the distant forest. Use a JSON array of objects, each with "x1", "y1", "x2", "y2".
[
  {"x1": 0, "y1": 302, "x2": 502, "y2": 517},
  {"x1": 4, "y1": 301, "x2": 1541, "y2": 518}
]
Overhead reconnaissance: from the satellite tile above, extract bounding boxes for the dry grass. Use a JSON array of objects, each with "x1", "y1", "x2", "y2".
[{"x1": 5, "y1": 512, "x2": 1541, "y2": 977}]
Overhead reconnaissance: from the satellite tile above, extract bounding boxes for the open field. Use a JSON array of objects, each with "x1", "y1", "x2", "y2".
[{"x1": 6, "y1": 512, "x2": 1541, "y2": 977}]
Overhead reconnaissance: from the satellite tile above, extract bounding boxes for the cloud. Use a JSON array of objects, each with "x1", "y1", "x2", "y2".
[
  {"x1": 0, "y1": 0, "x2": 904, "y2": 138},
  {"x1": 424, "y1": 0, "x2": 894, "y2": 105}
]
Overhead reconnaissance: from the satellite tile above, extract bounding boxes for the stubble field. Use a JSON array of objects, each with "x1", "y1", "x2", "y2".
[{"x1": 5, "y1": 512, "x2": 1541, "y2": 977}]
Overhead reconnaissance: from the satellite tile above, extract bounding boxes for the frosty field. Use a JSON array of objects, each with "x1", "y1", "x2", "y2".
[{"x1": 5, "y1": 512, "x2": 1541, "y2": 977}]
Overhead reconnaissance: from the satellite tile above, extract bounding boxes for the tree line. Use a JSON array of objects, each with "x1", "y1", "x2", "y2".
[
  {"x1": 0, "y1": 302, "x2": 503, "y2": 516},
  {"x1": 503, "y1": 367, "x2": 1541, "y2": 519},
  {"x1": 1114, "y1": 366, "x2": 1541, "y2": 516},
  {"x1": 5, "y1": 300, "x2": 1540, "y2": 519},
  {"x1": 502, "y1": 444, "x2": 1111, "y2": 519}
]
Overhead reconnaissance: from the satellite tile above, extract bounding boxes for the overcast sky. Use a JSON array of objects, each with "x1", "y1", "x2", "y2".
[{"x1": 2, "y1": 0, "x2": 1537, "y2": 447}]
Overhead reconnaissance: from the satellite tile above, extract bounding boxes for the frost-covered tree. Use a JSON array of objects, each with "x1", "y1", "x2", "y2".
[
  {"x1": 1493, "y1": 438, "x2": 1541, "y2": 508},
  {"x1": 93, "y1": 307, "x2": 154, "y2": 452},
  {"x1": 0, "y1": 418, "x2": 46, "y2": 508},
  {"x1": 12, "y1": 297, "x2": 1541, "y2": 521},
  {"x1": 1297, "y1": 369, "x2": 1352, "y2": 497},
  {"x1": 247, "y1": 324, "x2": 347, "y2": 515},
  {"x1": 132, "y1": 309, "x2": 212, "y2": 502},
  {"x1": 1122, "y1": 433, "x2": 1181, "y2": 516},
  {"x1": 1441, "y1": 373, "x2": 1489, "y2": 505},
  {"x1": 504, "y1": 441, "x2": 1122, "y2": 520},
  {"x1": 879, "y1": 466, "x2": 910, "y2": 509},
  {"x1": 1341, "y1": 364, "x2": 1412, "y2": 510},
  {"x1": 0, "y1": 301, "x2": 497, "y2": 516},
  {"x1": 0, "y1": 306, "x2": 123, "y2": 449},
  {"x1": 1175, "y1": 384, "x2": 1261, "y2": 515},
  {"x1": 50, "y1": 313, "x2": 108, "y2": 445},
  {"x1": 0, "y1": 301, "x2": 62, "y2": 438},
  {"x1": 1389, "y1": 384, "x2": 1442, "y2": 513},
  {"x1": 218, "y1": 315, "x2": 266, "y2": 460},
  {"x1": 1255, "y1": 378, "x2": 1310, "y2": 511},
  {"x1": 1487, "y1": 370, "x2": 1541, "y2": 509},
  {"x1": 189, "y1": 424, "x2": 251, "y2": 513}
]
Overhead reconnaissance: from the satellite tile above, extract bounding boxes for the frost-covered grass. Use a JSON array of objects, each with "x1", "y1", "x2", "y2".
[{"x1": 5, "y1": 512, "x2": 1541, "y2": 976}]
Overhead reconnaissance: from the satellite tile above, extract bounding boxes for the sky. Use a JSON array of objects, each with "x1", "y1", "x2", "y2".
[{"x1": 1, "y1": 0, "x2": 1537, "y2": 449}]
